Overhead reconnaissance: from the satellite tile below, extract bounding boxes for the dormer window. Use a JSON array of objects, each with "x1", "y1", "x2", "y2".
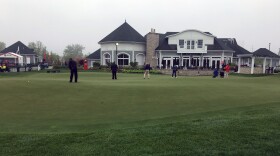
[
  {"x1": 191, "y1": 41, "x2": 195, "y2": 49},
  {"x1": 197, "y1": 40, "x2": 203, "y2": 48},
  {"x1": 179, "y1": 40, "x2": 184, "y2": 48}
]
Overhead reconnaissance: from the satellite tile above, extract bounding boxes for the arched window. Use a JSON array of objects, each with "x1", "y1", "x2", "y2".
[
  {"x1": 103, "y1": 53, "x2": 111, "y2": 65},
  {"x1": 118, "y1": 54, "x2": 129, "y2": 66}
]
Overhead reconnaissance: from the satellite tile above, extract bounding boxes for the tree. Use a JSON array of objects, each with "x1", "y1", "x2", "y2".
[
  {"x1": 0, "y1": 42, "x2": 6, "y2": 51},
  {"x1": 28, "y1": 41, "x2": 47, "y2": 57},
  {"x1": 48, "y1": 51, "x2": 61, "y2": 65},
  {"x1": 63, "y1": 44, "x2": 84, "y2": 61},
  {"x1": 28, "y1": 41, "x2": 62, "y2": 64}
]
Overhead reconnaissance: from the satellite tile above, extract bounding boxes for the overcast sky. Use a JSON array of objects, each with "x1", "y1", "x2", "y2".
[{"x1": 1, "y1": 0, "x2": 280, "y2": 55}]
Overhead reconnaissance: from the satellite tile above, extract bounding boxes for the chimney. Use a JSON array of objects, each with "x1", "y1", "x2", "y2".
[
  {"x1": 150, "y1": 28, "x2": 156, "y2": 33},
  {"x1": 146, "y1": 29, "x2": 159, "y2": 68}
]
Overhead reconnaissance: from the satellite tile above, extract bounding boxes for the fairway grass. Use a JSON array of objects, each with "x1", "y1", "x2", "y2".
[{"x1": 0, "y1": 72, "x2": 280, "y2": 155}]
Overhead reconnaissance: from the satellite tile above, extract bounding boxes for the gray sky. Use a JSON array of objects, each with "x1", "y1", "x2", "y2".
[{"x1": 1, "y1": 0, "x2": 280, "y2": 55}]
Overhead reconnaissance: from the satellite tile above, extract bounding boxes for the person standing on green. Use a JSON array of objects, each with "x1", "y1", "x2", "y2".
[
  {"x1": 68, "y1": 58, "x2": 78, "y2": 83},
  {"x1": 144, "y1": 63, "x2": 151, "y2": 79},
  {"x1": 172, "y1": 65, "x2": 178, "y2": 78},
  {"x1": 111, "y1": 62, "x2": 118, "y2": 80}
]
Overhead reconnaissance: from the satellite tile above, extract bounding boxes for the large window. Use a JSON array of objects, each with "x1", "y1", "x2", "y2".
[
  {"x1": 187, "y1": 40, "x2": 195, "y2": 49},
  {"x1": 104, "y1": 53, "x2": 111, "y2": 65},
  {"x1": 179, "y1": 39, "x2": 184, "y2": 48},
  {"x1": 118, "y1": 54, "x2": 129, "y2": 66},
  {"x1": 197, "y1": 40, "x2": 203, "y2": 48}
]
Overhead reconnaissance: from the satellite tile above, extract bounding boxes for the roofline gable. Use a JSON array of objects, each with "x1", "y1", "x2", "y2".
[
  {"x1": 165, "y1": 29, "x2": 216, "y2": 38},
  {"x1": 98, "y1": 22, "x2": 145, "y2": 43}
]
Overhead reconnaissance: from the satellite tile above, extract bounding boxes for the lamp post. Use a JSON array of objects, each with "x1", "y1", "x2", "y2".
[
  {"x1": 115, "y1": 43, "x2": 118, "y2": 64},
  {"x1": 269, "y1": 43, "x2": 271, "y2": 51}
]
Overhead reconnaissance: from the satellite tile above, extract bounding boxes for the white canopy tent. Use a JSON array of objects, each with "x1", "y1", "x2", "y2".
[{"x1": 0, "y1": 52, "x2": 23, "y2": 65}]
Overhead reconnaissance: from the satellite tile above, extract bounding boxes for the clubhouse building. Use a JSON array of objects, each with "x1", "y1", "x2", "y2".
[
  {"x1": 0, "y1": 41, "x2": 37, "y2": 65},
  {"x1": 88, "y1": 21, "x2": 280, "y2": 74}
]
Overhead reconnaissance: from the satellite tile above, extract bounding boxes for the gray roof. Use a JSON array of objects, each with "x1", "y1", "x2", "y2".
[
  {"x1": 216, "y1": 38, "x2": 251, "y2": 57},
  {"x1": 207, "y1": 38, "x2": 233, "y2": 51},
  {"x1": 156, "y1": 32, "x2": 178, "y2": 50},
  {"x1": 87, "y1": 49, "x2": 100, "y2": 59},
  {"x1": 99, "y1": 22, "x2": 145, "y2": 43},
  {"x1": 0, "y1": 41, "x2": 35, "y2": 55},
  {"x1": 253, "y1": 48, "x2": 280, "y2": 58}
]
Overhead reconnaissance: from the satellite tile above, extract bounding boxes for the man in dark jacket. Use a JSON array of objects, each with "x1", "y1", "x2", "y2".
[
  {"x1": 144, "y1": 63, "x2": 151, "y2": 79},
  {"x1": 111, "y1": 62, "x2": 118, "y2": 80},
  {"x1": 68, "y1": 58, "x2": 78, "y2": 83},
  {"x1": 172, "y1": 65, "x2": 178, "y2": 78}
]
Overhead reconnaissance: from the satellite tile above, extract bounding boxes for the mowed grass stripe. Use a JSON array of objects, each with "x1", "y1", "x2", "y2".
[
  {"x1": 0, "y1": 72, "x2": 280, "y2": 133},
  {"x1": 0, "y1": 101, "x2": 279, "y2": 155}
]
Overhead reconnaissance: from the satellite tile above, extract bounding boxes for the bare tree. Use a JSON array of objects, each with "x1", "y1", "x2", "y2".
[
  {"x1": 63, "y1": 44, "x2": 84, "y2": 61},
  {"x1": 28, "y1": 41, "x2": 47, "y2": 57},
  {"x1": 48, "y1": 51, "x2": 61, "y2": 65}
]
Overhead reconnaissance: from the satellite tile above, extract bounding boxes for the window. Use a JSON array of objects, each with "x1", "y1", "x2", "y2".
[
  {"x1": 191, "y1": 40, "x2": 195, "y2": 49},
  {"x1": 104, "y1": 53, "x2": 111, "y2": 65},
  {"x1": 197, "y1": 40, "x2": 203, "y2": 48},
  {"x1": 187, "y1": 40, "x2": 195, "y2": 49},
  {"x1": 179, "y1": 40, "x2": 184, "y2": 48},
  {"x1": 187, "y1": 41, "x2": 191, "y2": 49},
  {"x1": 118, "y1": 54, "x2": 129, "y2": 66}
]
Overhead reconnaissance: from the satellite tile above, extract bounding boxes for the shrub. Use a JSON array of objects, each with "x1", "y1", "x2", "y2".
[
  {"x1": 93, "y1": 62, "x2": 100, "y2": 67},
  {"x1": 106, "y1": 62, "x2": 112, "y2": 68},
  {"x1": 53, "y1": 65, "x2": 68, "y2": 69},
  {"x1": 130, "y1": 62, "x2": 138, "y2": 68}
]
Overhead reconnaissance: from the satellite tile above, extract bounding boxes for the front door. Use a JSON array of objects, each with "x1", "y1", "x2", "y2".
[
  {"x1": 203, "y1": 58, "x2": 210, "y2": 68},
  {"x1": 162, "y1": 58, "x2": 171, "y2": 69},
  {"x1": 212, "y1": 59, "x2": 221, "y2": 69},
  {"x1": 166, "y1": 59, "x2": 171, "y2": 69},
  {"x1": 183, "y1": 58, "x2": 190, "y2": 68}
]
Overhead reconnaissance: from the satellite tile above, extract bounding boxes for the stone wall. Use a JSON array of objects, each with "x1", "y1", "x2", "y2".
[
  {"x1": 254, "y1": 67, "x2": 263, "y2": 74},
  {"x1": 146, "y1": 32, "x2": 159, "y2": 68},
  {"x1": 239, "y1": 67, "x2": 251, "y2": 74},
  {"x1": 239, "y1": 67, "x2": 264, "y2": 74}
]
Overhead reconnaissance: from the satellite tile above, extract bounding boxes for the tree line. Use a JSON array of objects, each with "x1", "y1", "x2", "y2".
[{"x1": 0, "y1": 41, "x2": 86, "y2": 65}]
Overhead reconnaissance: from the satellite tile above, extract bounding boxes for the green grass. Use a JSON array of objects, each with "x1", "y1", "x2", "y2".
[{"x1": 0, "y1": 72, "x2": 280, "y2": 155}]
